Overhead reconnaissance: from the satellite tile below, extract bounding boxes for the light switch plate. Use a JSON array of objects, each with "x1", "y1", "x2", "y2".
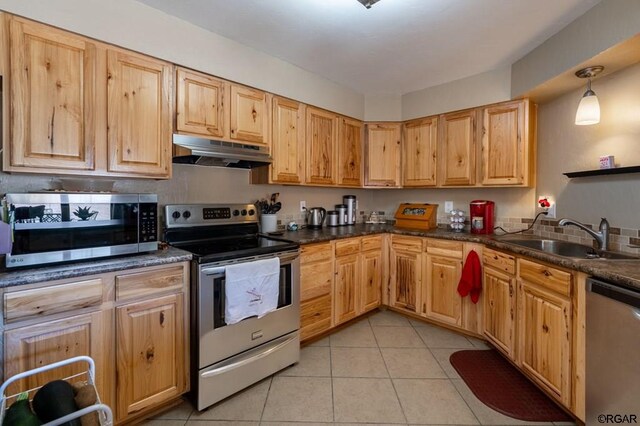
[{"x1": 444, "y1": 201, "x2": 454, "y2": 213}]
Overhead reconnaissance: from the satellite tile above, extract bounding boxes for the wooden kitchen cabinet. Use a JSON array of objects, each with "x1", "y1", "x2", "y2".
[
  {"x1": 364, "y1": 122, "x2": 402, "y2": 187},
  {"x1": 517, "y1": 259, "x2": 573, "y2": 406},
  {"x1": 229, "y1": 83, "x2": 269, "y2": 145},
  {"x1": 422, "y1": 240, "x2": 463, "y2": 326},
  {"x1": 116, "y1": 293, "x2": 186, "y2": 421},
  {"x1": 337, "y1": 116, "x2": 363, "y2": 187},
  {"x1": 268, "y1": 96, "x2": 305, "y2": 184},
  {"x1": 403, "y1": 116, "x2": 438, "y2": 187},
  {"x1": 389, "y1": 236, "x2": 423, "y2": 313},
  {"x1": 107, "y1": 48, "x2": 173, "y2": 177},
  {"x1": 480, "y1": 99, "x2": 535, "y2": 186},
  {"x1": 334, "y1": 253, "x2": 360, "y2": 325},
  {"x1": 300, "y1": 242, "x2": 334, "y2": 341},
  {"x1": 439, "y1": 109, "x2": 476, "y2": 186},
  {"x1": 360, "y1": 236, "x2": 383, "y2": 312},
  {"x1": 175, "y1": 67, "x2": 226, "y2": 139},
  {"x1": 5, "y1": 15, "x2": 97, "y2": 173},
  {"x1": 306, "y1": 106, "x2": 338, "y2": 185},
  {"x1": 482, "y1": 248, "x2": 517, "y2": 358}
]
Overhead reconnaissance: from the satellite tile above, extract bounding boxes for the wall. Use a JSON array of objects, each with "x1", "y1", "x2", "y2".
[
  {"x1": 536, "y1": 61, "x2": 640, "y2": 231},
  {"x1": 511, "y1": 0, "x2": 640, "y2": 97},
  {"x1": 364, "y1": 95, "x2": 402, "y2": 122},
  {"x1": 0, "y1": 0, "x2": 364, "y2": 119},
  {"x1": 401, "y1": 67, "x2": 512, "y2": 120}
]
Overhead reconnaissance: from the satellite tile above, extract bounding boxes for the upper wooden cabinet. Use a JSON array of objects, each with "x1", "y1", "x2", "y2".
[
  {"x1": 229, "y1": 83, "x2": 269, "y2": 145},
  {"x1": 337, "y1": 117, "x2": 363, "y2": 187},
  {"x1": 439, "y1": 109, "x2": 476, "y2": 186},
  {"x1": 364, "y1": 122, "x2": 402, "y2": 187},
  {"x1": 6, "y1": 16, "x2": 97, "y2": 172},
  {"x1": 176, "y1": 67, "x2": 225, "y2": 139},
  {"x1": 306, "y1": 106, "x2": 338, "y2": 185},
  {"x1": 2, "y1": 14, "x2": 173, "y2": 179},
  {"x1": 480, "y1": 99, "x2": 535, "y2": 186},
  {"x1": 403, "y1": 117, "x2": 438, "y2": 187},
  {"x1": 107, "y1": 49, "x2": 172, "y2": 177},
  {"x1": 269, "y1": 96, "x2": 305, "y2": 184}
]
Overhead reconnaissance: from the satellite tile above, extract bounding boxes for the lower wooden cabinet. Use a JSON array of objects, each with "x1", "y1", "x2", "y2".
[
  {"x1": 334, "y1": 253, "x2": 360, "y2": 325},
  {"x1": 361, "y1": 248, "x2": 382, "y2": 312},
  {"x1": 1, "y1": 262, "x2": 190, "y2": 423},
  {"x1": 300, "y1": 243, "x2": 334, "y2": 341},
  {"x1": 423, "y1": 254, "x2": 462, "y2": 326},
  {"x1": 389, "y1": 247, "x2": 421, "y2": 314},
  {"x1": 517, "y1": 277, "x2": 572, "y2": 406},
  {"x1": 482, "y1": 266, "x2": 516, "y2": 358},
  {"x1": 116, "y1": 293, "x2": 186, "y2": 421}
]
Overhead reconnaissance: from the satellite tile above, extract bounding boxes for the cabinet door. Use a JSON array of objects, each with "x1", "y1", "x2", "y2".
[
  {"x1": 364, "y1": 123, "x2": 401, "y2": 187},
  {"x1": 306, "y1": 107, "x2": 338, "y2": 185},
  {"x1": 389, "y1": 249, "x2": 421, "y2": 313},
  {"x1": 116, "y1": 293, "x2": 185, "y2": 421},
  {"x1": 334, "y1": 253, "x2": 360, "y2": 325},
  {"x1": 423, "y1": 254, "x2": 462, "y2": 325},
  {"x1": 229, "y1": 84, "x2": 269, "y2": 145},
  {"x1": 517, "y1": 280, "x2": 571, "y2": 405},
  {"x1": 361, "y1": 249, "x2": 382, "y2": 312},
  {"x1": 107, "y1": 49, "x2": 172, "y2": 177},
  {"x1": 440, "y1": 109, "x2": 476, "y2": 186},
  {"x1": 337, "y1": 117, "x2": 363, "y2": 187},
  {"x1": 4, "y1": 311, "x2": 110, "y2": 406},
  {"x1": 271, "y1": 96, "x2": 304, "y2": 184},
  {"x1": 483, "y1": 266, "x2": 516, "y2": 358},
  {"x1": 8, "y1": 17, "x2": 96, "y2": 171},
  {"x1": 403, "y1": 117, "x2": 437, "y2": 187},
  {"x1": 481, "y1": 100, "x2": 526, "y2": 185},
  {"x1": 175, "y1": 67, "x2": 225, "y2": 138}
]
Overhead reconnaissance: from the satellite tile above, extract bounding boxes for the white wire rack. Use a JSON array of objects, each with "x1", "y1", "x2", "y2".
[{"x1": 0, "y1": 355, "x2": 113, "y2": 426}]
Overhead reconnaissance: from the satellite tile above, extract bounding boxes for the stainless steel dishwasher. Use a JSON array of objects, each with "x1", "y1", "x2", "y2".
[{"x1": 586, "y1": 277, "x2": 640, "y2": 425}]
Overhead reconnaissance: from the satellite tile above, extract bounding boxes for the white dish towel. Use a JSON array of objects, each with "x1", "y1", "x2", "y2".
[{"x1": 224, "y1": 257, "x2": 281, "y2": 325}]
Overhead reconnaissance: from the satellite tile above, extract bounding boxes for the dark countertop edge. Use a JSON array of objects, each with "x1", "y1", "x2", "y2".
[
  {"x1": 281, "y1": 225, "x2": 640, "y2": 291},
  {"x1": 0, "y1": 247, "x2": 193, "y2": 289}
]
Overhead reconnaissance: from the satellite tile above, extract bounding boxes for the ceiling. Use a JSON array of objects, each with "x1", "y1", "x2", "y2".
[{"x1": 137, "y1": 0, "x2": 601, "y2": 95}]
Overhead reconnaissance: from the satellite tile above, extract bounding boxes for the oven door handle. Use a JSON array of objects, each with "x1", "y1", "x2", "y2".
[
  {"x1": 200, "y1": 333, "x2": 298, "y2": 378},
  {"x1": 202, "y1": 266, "x2": 226, "y2": 277}
]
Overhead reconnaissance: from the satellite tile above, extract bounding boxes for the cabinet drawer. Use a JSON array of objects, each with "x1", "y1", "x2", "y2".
[
  {"x1": 483, "y1": 248, "x2": 515, "y2": 275},
  {"x1": 301, "y1": 243, "x2": 332, "y2": 264},
  {"x1": 391, "y1": 236, "x2": 423, "y2": 253},
  {"x1": 518, "y1": 259, "x2": 572, "y2": 297},
  {"x1": 300, "y1": 294, "x2": 332, "y2": 341},
  {"x1": 4, "y1": 279, "x2": 103, "y2": 322},
  {"x1": 300, "y1": 260, "x2": 333, "y2": 301},
  {"x1": 116, "y1": 265, "x2": 185, "y2": 301},
  {"x1": 335, "y1": 238, "x2": 361, "y2": 257},
  {"x1": 426, "y1": 239, "x2": 463, "y2": 258},
  {"x1": 361, "y1": 235, "x2": 383, "y2": 252}
]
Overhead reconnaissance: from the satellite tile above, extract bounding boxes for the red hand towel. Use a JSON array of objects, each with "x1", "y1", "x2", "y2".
[{"x1": 457, "y1": 250, "x2": 482, "y2": 304}]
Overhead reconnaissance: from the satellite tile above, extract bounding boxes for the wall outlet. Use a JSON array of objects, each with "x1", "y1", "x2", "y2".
[
  {"x1": 537, "y1": 196, "x2": 556, "y2": 219},
  {"x1": 300, "y1": 201, "x2": 306, "y2": 212},
  {"x1": 545, "y1": 203, "x2": 557, "y2": 219},
  {"x1": 444, "y1": 201, "x2": 454, "y2": 213}
]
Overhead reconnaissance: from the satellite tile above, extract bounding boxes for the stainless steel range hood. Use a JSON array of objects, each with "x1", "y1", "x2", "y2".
[{"x1": 172, "y1": 134, "x2": 272, "y2": 169}]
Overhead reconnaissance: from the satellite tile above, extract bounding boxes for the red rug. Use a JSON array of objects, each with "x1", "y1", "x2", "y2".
[{"x1": 450, "y1": 349, "x2": 573, "y2": 422}]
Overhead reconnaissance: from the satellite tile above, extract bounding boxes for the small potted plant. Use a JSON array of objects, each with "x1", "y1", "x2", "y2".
[{"x1": 73, "y1": 206, "x2": 98, "y2": 221}]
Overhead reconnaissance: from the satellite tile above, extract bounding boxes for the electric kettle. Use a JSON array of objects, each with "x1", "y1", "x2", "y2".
[{"x1": 307, "y1": 207, "x2": 326, "y2": 229}]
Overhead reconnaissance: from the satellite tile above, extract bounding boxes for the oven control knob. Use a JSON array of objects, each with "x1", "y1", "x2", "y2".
[
  {"x1": 248, "y1": 209, "x2": 255, "y2": 216},
  {"x1": 241, "y1": 209, "x2": 247, "y2": 216},
  {"x1": 171, "y1": 211, "x2": 181, "y2": 220},
  {"x1": 233, "y1": 210, "x2": 240, "y2": 216},
  {"x1": 182, "y1": 210, "x2": 191, "y2": 219}
]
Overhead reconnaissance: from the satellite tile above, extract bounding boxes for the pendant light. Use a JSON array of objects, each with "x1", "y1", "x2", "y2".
[{"x1": 575, "y1": 66, "x2": 604, "y2": 125}]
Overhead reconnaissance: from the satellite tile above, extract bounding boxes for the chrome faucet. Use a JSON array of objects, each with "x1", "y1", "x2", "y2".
[{"x1": 558, "y1": 217, "x2": 610, "y2": 251}]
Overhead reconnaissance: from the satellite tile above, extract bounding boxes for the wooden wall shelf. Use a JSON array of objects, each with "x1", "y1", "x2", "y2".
[{"x1": 563, "y1": 165, "x2": 640, "y2": 178}]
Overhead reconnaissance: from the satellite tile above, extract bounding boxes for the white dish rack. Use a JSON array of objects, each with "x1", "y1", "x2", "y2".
[{"x1": 0, "y1": 356, "x2": 113, "y2": 426}]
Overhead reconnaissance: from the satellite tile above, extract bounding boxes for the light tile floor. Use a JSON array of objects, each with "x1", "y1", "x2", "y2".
[{"x1": 145, "y1": 309, "x2": 575, "y2": 426}]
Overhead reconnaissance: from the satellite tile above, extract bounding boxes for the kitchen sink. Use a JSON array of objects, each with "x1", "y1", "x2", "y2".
[{"x1": 498, "y1": 238, "x2": 638, "y2": 260}]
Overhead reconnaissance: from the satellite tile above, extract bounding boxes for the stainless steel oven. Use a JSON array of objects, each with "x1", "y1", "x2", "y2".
[
  {"x1": 194, "y1": 249, "x2": 299, "y2": 410},
  {"x1": 164, "y1": 203, "x2": 300, "y2": 411},
  {"x1": 4, "y1": 193, "x2": 158, "y2": 268}
]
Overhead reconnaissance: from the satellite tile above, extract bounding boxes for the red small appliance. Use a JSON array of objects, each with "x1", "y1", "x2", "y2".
[{"x1": 470, "y1": 200, "x2": 495, "y2": 234}]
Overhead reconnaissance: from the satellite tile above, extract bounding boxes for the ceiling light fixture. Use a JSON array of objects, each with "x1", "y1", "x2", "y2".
[
  {"x1": 574, "y1": 65, "x2": 604, "y2": 126},
  {"x1": 356, "y1": 0, "x2": 382, "y2": 9}
]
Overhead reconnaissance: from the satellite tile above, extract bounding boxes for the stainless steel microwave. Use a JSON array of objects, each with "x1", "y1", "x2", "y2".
[{"x1": 3, "y1": 193, "x2": 158, "y2": 268}]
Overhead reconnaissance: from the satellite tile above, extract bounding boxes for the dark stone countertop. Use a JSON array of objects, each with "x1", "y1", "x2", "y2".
[
  {"x1": 0, "y1": 246, "x2": 192, "y2": 289},
  {"x1": 280, "y1": 224, "x2": 640, "y2": 291}
]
